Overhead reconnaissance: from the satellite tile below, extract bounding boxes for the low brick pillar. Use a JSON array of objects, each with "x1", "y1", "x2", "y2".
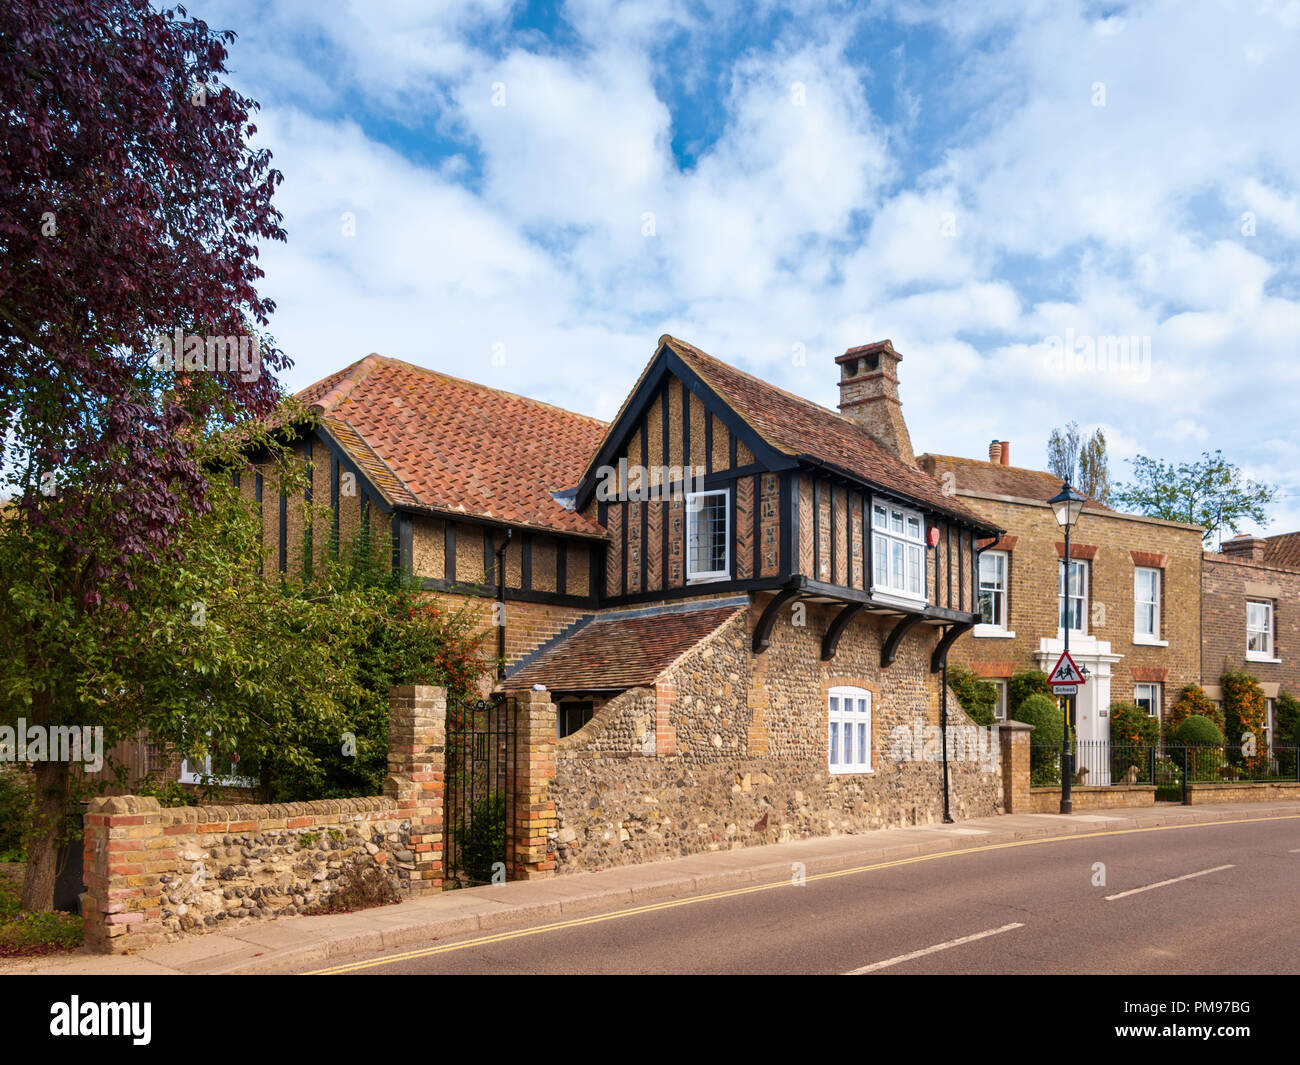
[
  {"x1": 996, "y1": 721, "x2": 1035, "y2": 814},
  {"x1": 511, "y1": 689, "x2": 557, "y2": 880},
  {"x1": 384, "y1": 685, "x2": 446, "y2": 894},
  {"x1": 83, "y1": 795, "x2": 167, "y2": 954}
]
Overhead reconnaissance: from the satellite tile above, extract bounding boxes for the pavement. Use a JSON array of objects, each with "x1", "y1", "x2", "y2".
[{"x1": 5, "y1": 799, "x2": 1298, "y2": 976}]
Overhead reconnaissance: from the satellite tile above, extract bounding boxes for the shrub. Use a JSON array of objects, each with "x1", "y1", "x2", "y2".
[
  {"x1": 1174, "y1": 714, "x2": 1225, "y2": 746},
  {"x1": 302, "y1": 862, "x2": 399, "y2": 916},
  {"x1": 1222, "y1": 669, "x2": 1268, "y2": 772},
  {"x1": 1276, "y1": 692, "x2": 1300, "y2": 777},
  {"x1": 1110, "y1": 701, "x2": 1160, "y2": 782},
  {"x1": 1168, "y1": 684, "x2": 1224, "y2": 734},
  {"x1": 0, "y1": 769, "x2": 34, "y2": 862},
  {"x1": 947, "y1": 666, "x2": 998, "y2": 727},
  {"x1": 1013, "y1": 693, "x2": 1066, "y2": 785},
  {"x1": 1009, "y1": 670, "x2": 1053, "y2": 716},
  {"x1": 454, "y1": 792, "x2": 507, "y2": 887}
]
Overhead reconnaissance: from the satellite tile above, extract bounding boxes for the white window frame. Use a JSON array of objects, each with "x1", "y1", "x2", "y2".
[
  {"x1": 1058, "y1": 558, "x2": 1088, "y2": 636},
  {"x1": 685, "y1": 488, "x2": 730, "y2": 582},
  {"x1": 870, "y1": 499, "x2": 927, "y2": 603},
  {"x1": 179, "y1": 732, "x2": 257, "y2": 788},
  {"x1": 1246, "y1": 599, "x2": 1275, "y2": 661},
  {"x1": 1263, "y1": 697, "x2": 1275, "y2": 754},
  {"x1": 1133, "y1": 566, "x2": 1164, "y2": 644},
  {"x1": 975, "y1": 550, "x2": 1013, "y2": 637},
  {"x1": 990, "y1": 678, "x2": 1009, "y2": 721},
  {"x1": 828, "y1": 686, "x2": 872, "y2": 774},
  {"x1": 1134, "y1": 682, "x2": 1161, "y2": 719}
]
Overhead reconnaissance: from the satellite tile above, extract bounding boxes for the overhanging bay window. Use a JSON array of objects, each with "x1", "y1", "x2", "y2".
[{"x1": 871, "y1": 500, "x2": 925, "y2": 601}]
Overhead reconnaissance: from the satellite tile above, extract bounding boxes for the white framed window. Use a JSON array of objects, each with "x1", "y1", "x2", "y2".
[
  {"x1": 1134, "y1": 683, "x2": 1161, "y2": 719},
  {"x1": 871, "y1": 500, "x2": 926, "y2": 601},
  {"x1": 1246, "y1": 599, "x2": 1274, "y2": 660},
  {"x1": 990, "y1": 678, "x2": 1009, "y2": 721},
  {"x1": 1059, "y1": 558, "x2": 1088, "y2": 634},
  {"x1": 828, "y1": 686, "x2": 872, "y2": 774},
  {"x1": 1134, "y1": 567, "x2": 1160, "y2": 640},
  {"x1": 686, "y1": 489, "x2": 729, "y2": 581},
  {"x1": 1263, "y1": 698, "x2": 1275, "y2": 753},
  {"x1": 179, "y1": 734, "x2": 257, "y2": 788},
  {"x1": 977, "y1": 551, "x2": 1009, "y2": 633}
]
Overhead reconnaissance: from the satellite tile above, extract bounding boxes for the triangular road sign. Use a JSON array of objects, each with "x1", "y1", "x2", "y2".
[{"x1": 1049, "y1": 649, "x2": 1086, "y2": 687}]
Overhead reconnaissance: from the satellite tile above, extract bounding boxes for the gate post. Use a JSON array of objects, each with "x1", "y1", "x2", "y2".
[
  {"x1": 385, "y1": 685, "x2": 446, "y2": 895},
  {"x1": 997, "y1": 720, "x2": 1035, "y2": 813},
  {"x1": 510, "y1": 688, "x2": 557, "y2": 880}
]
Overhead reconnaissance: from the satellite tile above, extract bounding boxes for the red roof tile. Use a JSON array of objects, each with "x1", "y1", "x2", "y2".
[
  {"x1": 916, "y1": 452, "x2": 1114, "y2": 513},
  {"x1": 659, "y1": 337, "x2": 995, "y2": 529},
  {"x1": 503, "y1": 602, "x2": 744, "y2": 691},
  {"x1": 1262, "y1": 531, "x2": 1300, "y2": 569},
  {"x1": 297, "y1": 355, "x2": 608, "y2": 537}
]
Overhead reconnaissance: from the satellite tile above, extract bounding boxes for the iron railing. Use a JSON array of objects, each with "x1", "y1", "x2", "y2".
[
  {"x1": 444, "y1": 696, "x2": 516, "y2": 888},
  {"x1": 1030, "y1": 742, "x2": 1299, "y2": 796}
]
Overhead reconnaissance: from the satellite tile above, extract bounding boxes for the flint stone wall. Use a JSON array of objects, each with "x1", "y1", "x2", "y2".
[{"x1": 551, "y1": 601, "x2": 1002, "y2": 872}]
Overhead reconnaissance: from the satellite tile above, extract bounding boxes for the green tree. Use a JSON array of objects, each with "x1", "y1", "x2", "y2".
[
  {"x1": 1009, "y1": 670, "x2": 1053, "y2": 717},
  {"x1": 1047, "y1": 422, "x2": 1110, "y2": 502},
  {"x1": 1112, "y1": 451, "x2": 1276, "y2": 545}
]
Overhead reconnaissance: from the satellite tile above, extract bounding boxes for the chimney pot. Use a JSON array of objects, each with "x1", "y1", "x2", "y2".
[
  {"x1": 836, "y1": 340, "x2": 915, "y2": 465},
  {"x1": 988, "y1": 440, "x2": 1003, "y2": 464},
  {"x1": 1000, "y1": 441, "x2": 1010, "y2": 466}
]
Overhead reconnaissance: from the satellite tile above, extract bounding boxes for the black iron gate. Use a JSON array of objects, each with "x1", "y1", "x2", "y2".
[{"x1": 444, "y1": 695, "x2": 515, "y2": 888}]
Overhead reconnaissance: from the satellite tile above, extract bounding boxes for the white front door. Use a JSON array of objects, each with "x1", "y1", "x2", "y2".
[{"x1": 1037, "y1": 635, "x2": 1122, "y2": 785}]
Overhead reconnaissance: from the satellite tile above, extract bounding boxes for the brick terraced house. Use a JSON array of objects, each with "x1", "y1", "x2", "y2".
[
  {"x1": 1202, "y1": 532, "x2": 1300, "y2": 750},
  {"x1": 917, "y1": 443, "x2": 1204, "y2": 765},
  {"x1": 183, "y1": 335, "x2": 1008, "y2": 870}
]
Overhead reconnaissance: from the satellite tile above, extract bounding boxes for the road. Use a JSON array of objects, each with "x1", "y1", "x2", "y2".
[{"x1": 303, "y1": 817, "x2": 1300, "y2": 975}]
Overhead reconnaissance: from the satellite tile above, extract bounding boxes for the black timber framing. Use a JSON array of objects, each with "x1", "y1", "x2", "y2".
[
  {"x1": 752, "y1": 585, "x2": 802, "y2": 653},
  {"x1": 881, "y1": 613, "x2": 927, "y2": 668},
  {"x1": 821, "y1": 603, "x2": 864, "y2": 661}
]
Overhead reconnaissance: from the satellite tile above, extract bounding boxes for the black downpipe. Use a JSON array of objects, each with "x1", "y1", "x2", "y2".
[
  {"x1": 941, "y1": 653, "x2": 953, "y2": 823},
  {"x1": 496, "y1": 529, "x2": 513, "y2": 680}
]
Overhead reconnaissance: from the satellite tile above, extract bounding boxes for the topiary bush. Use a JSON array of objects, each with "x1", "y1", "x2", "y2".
[
  {"x1": 947, "y1": 666, "x2": 998, "y2": 727},
  {"x1": 1174, "y1": 714, "x2": 1226, "y2": 746},
  {"x1": 1173, "y1": 714, "x2": 1226, "y2": 782},
  {"x1": 1009, "y1": 670, "x2": 1053, "y2": 717},
  {"x1": 1168, "y1": 683, "x2": 1223, "y2": 734},
  {"x1": 1013, "y1": 693, "x2": 1066, "y2": 785}
]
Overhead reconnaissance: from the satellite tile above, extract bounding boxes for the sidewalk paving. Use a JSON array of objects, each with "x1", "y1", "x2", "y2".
[{"x1": 5, "y1": 800, "x2": 1298, "y2": 976}]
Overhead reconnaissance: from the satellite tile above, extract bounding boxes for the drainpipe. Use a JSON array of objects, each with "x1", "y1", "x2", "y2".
[
  {"x1": 940, "y1": 656, "x2": 953, "y2": 823},
  {"x1": 495, "y1": 529, "x2": 512, "y2": 681}
]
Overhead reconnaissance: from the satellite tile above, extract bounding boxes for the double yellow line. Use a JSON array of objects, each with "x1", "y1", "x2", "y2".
[{"x1": 307, "y1": 813, "x2": 1299, "y2": 974}]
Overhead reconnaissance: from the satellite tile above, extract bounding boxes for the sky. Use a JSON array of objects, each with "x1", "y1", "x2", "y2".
[{"x1": 191, "y1": 0, "x2": 1300, "y2": 534}]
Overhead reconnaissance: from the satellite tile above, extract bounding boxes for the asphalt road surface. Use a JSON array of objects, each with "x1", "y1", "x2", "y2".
[{"x1": 305, "y1": 817, "x2": 1300, "y2": 975}]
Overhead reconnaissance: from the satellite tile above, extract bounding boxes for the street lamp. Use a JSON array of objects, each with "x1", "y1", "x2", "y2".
[{"x1": 1048, "y1": 481, "x2": 1087, "y2": 814}]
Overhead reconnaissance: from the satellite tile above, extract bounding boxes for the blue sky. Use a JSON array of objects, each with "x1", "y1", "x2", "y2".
[{"x1": 194, "y1": 0, "x2": 1300, "y2": 533}]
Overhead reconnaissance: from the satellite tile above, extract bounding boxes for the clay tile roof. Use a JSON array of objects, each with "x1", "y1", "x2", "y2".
[
  {"x1": 658, "y1": 337, "x2": 995, "y2": 529},
  {"x1": 503, "y1": 602, "x2": 744, "y2": 691},
  {"x1": 915, "y1": 453, "x2": 1114, "y2": 513},
  {"x1": 296, "y1": 355, "x2": 609, "y2": 537},
  {"x1": 1262, "y1": 531, "x2": 1300, "y2": 569}
]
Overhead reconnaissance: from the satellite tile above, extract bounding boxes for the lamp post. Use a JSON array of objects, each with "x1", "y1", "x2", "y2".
[{"x1": 1048, "y1": 481, "x2": 1087, "y2": 814}]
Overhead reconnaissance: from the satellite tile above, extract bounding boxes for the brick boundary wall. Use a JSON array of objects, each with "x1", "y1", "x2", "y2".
[
  {"x1": 1185, "y1": 781, "x2": 1300, "y2": 804},
  {"x1": 1029, "y1": 784, "x2": 1156, "y2": 813},
  {"x1": 82, "y1": 685, "x2": 446, "y2": 954}
]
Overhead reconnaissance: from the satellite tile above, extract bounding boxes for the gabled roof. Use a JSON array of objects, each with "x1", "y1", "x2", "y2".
[
  {"x1": 578, "y1": 335, "x2": 995, "y2": 529},
  {"x1": 916, "y1": 452, "x2": 1114, "y2": 513},
  {"x1": 296, "y1": 355, "x2": 608, "y2": 538},
  {"x1": 503, "y1": 601, "x2": 744, "y2": 691},
  {"x1": 1262, "y1": 531, "x2": 1300, "y2": 569}
]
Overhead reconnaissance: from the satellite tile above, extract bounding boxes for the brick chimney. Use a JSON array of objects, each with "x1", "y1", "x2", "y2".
[
  {"x1": 999, "y1": 440, "x2": 1009, "y2": 465},
  {"x1": 1221, "y1": 534, "x2": 1266, "y2": 561},
  {"x1": 836, "y1": 339, "x2": 915, "y2": 465}
]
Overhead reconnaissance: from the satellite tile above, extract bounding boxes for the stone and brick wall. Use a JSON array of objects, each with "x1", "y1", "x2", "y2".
[
  {"x1": 82, "y1": 686, "x2": 446, "y2": 953},
  {"x1": 548, "y1": 597, "x2": 1002, "y2": 871}
]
